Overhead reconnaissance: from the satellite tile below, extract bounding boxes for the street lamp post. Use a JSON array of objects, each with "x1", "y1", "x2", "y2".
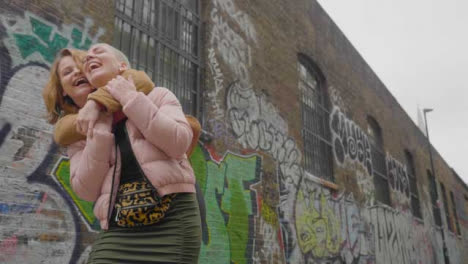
[{"x1": 423, "y1": 108, "x2": 450, "y2": 264}]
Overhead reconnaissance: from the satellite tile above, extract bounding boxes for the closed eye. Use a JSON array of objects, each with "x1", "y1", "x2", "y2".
[
  {"x1": 61, "y1": 67, "x2": 72, "y2": 77},
  {"x1": 90, "y1": 47, "x2": 104, "y2": 54}
]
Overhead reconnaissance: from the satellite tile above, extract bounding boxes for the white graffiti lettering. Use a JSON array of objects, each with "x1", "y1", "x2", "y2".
[{"x1": 330, "y1": 106, "x2": 373, "y2": 176}]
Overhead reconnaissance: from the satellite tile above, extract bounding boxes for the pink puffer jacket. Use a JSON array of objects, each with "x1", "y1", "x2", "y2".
[{"x1": 67, "y1": 87, "x2": 195, "y2": 230}]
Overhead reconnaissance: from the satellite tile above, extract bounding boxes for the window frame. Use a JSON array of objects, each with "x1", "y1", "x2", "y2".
[
  {"x1": 428, "y1": 170, "x2": 442, "y2": 227},
  {"x1": 405, "y1": 150, "x2": 422, "y2": 219},
  {"x1": 113, "y1": 0, "x2": 202, "y2": 116},
  {"x1": 297, "y1": 54, "x2": 334, "y2": 182},
  {"x1": 367, "y1": 116, "x2": 391, "y2": 205}
]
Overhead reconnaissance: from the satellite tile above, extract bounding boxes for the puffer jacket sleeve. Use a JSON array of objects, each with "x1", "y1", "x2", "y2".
[
  {"x1": 120, "y1": 88, "x2": 192, "y2": 159},
  {"x1": 67, "y1": 115, "x2": 114, "y2": 202}
]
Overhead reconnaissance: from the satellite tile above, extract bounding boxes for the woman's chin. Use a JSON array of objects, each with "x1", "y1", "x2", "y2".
[
  {"x1": 76, "y1": 86, "x2": 94, "y2": 96},
  {"x1": 89, "y1": 72, "x2": 112, "y2": 88}
]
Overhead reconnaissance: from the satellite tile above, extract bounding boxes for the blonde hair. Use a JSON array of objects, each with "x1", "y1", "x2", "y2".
[
  {"x1": 42, "y1": 48, "x2": 87, "y2": 124},
  {"x1": 98, "y1": 43, "x2": 130, "y2": 67}
]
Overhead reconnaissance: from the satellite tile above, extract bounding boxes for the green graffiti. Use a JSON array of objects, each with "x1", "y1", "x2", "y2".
[
  {"x1": 190, "y1": 144, "x2": 207, "y2": 191},
  {"x1": 52, "y1": 157, "x2": 100, "y2": 230},
  {"x1": 191, "y1": 145, "x2": 259, "y2": 264},
  {"x1": 13, "y1": 17, "x2": 93, "y2": 63}
]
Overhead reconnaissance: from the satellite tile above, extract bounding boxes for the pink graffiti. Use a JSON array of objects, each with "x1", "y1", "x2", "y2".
[
  {"x1": 0, "y1": 235, "x2": 18, "y2": 260},
  {"x1": 208, "y1": 119, "x2": 237, "y2": 146},
  {"x1": 35, "y1": 192, "x2": 48, "y2": 214}
]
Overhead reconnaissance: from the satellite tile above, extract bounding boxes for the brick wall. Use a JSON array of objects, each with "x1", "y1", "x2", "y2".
[
  {"x1": 0, "y1": 1, "x2": 112, "y2": 263},
  {"x1": 200, "y1": 0, "x2": 468, "y2": 263},
  {"x1": 0, "y1": 0, "x2": 466, "y2": 263}
]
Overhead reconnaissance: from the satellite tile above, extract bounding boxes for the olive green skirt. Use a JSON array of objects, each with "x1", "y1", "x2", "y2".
[{"x1": 87, "y1": 193, "x2": 201, "y2": 264}]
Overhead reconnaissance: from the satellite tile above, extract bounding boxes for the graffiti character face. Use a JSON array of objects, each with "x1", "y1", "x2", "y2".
[
  {"x1": 84, "y1": 43, "x2": 127, "y2": 88},
  {"x1": 58, "y1": 56, "x2": 93, "y2": 108},
  {"x1": 295, "y1": 190, "x2": 328, "y2": 257},
  {"x1": 297, "y1": 213, "x2": 328, "y2": 257}
]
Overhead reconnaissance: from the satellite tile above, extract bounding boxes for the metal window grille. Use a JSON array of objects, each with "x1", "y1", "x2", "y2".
[
  {"x1": 440, "y1": 183, "x2": 454, "y2": 232},
  {"x1": 405, "y1": 151, "x2": 422, "y2": 219},
  {"x1": 298, "y1": 59, "x2": 333, "y2": 182},
  {"x1": 367, "y1": 117, "x2": 391, "y2": 205},
  {"x1": 428, "y1": 171, "x2": 442, "y2": 226},
  {"x1": 113, "y1": 0, "x2": 202, "y2": 116},
  {"x1": 449, "y1": 191, "x2": 461, "y2": 235}
]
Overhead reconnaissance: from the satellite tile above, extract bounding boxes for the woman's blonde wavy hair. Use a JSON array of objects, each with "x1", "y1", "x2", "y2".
[{"x1": 42, "y1": 48, "x2": 87, "y2": 124}]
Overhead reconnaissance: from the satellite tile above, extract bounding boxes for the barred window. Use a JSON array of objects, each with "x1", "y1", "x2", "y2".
[
  {"x1": 449, "y1": 191, "x2": 461, "y2": 235},
  {"x1": 428, "y1": 171, "x2": 442, "y2": 226},
  {"x1": 367, "y1": 117, "x2": 391, "y2": 205},
  {"x1": 440, "y1": 182, "x2": 454, "y2": 232},
  {"x1": 298, "y1": 55, "x2": 333, "y2": 182},
  {"x1": 113, "y1": 0, "x2": 201, "y2": 115},
  {"x1": 405, "y1": 150, "x2": 422, "y2": 219}
]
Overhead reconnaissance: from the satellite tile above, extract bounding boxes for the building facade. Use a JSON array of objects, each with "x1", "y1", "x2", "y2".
[{"x1": 0, "y1": 0, "x2": 467, "y2": 263}]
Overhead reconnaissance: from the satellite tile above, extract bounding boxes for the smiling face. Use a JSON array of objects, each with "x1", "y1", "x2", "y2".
[
  {"x1": 57, "y1": 56, "x2": 93, "y2": 108},
  {"x1": 84, "y1": 43, "x2": 127, "y2": 88}
]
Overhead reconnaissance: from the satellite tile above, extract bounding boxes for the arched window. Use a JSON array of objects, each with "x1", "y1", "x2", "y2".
[
  {"x1": 298, "y1": 54, "x2": 333, "y2": 181},
  {"x1": 405, "y1": 150, "x2": 422, "y2": 218},
  {"x1": 113, "y1": 0, "x2": 201, "y2": 115},
  {"x1": 367, "y1": 116, "x2": 390, "y2": 205}
]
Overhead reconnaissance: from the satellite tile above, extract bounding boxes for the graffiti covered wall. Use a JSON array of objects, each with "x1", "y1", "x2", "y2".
[
  {"x1": 0, "y1": 3, "x2": 111, "y2": 263},
  {"x1": 1, "y1": 0, "x2": 467, "y2": 263},
  {"x1": 199, "y1": 0, "x2": 468, "y2": 263}
]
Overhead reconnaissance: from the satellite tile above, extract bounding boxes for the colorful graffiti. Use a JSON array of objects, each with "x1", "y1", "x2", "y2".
[
  {"x1": 208, "y1": 0, "x2": 309, "y2": 262},
  {"x1": 51, "y1": 157, "x2": 100, "y2": 231},
  {"x1": 0, "y1": 11, "x2": 104, "y2": 263},
  {"x1": 295, "y1": 188, "x2": 341, "y2": 258},
  {"x1": 253, "y1": 199, "x2": 284, "y2": 263},
  {"x1": 191, "y1": 144, "x2": 260, "y2": 264},
  {"x1": 1, "y1": 3, "x2": 466, "y2": 264},
  {"x1": 2, "y1": 12, "x2": 104, "y2": 66},
  {"x1": 294, "y1": 182, "x2": 375, "y2": 264}
]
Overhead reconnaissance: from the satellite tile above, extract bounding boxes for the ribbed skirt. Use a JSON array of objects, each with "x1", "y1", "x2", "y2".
[{"x1": 87, "y1": 193, "x2": 201, "y2": 264}]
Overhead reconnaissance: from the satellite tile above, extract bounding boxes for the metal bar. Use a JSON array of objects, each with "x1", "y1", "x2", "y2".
[
  {"x1": 116, "y1": 9, "x2": 201, "y2": 65},
  {"x1": 144, "y1": 33, "x2": 149, "y2": 71},
  {"x1": 114, "y1": 0, "x2": 202, "y2": 116}
]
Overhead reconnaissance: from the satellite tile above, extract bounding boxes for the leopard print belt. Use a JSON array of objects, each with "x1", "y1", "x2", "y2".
[{"x1": 113, "y1": 180, "x2": 176, "y2": 228}]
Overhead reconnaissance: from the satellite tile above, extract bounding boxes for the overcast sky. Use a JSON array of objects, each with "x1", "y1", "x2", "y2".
[{"x1": 316, "y1": 0, "x2": 468, "y2": 184}]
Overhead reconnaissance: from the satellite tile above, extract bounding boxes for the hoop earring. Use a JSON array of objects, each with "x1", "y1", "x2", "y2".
[
  {"x1": 63, "y1": 95, "x2": 75, "y2": 105},
  {"x1": 64, "y1": 95, "x2": 76, "y2": 106},
  {"x1": 55, "y1": 104, "x2": 62, "y2": 115}
]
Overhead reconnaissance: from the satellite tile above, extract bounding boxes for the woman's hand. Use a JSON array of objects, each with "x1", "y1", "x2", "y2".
[
  {"x1": 104, "y1": 75, "x2": 136, "y2": 103},
  {"x1": 93, "y1": 113, "x2": 113, "y2": 134},
  {"x1": 76, "y1": 100, "x2": 101, "y2": 138}
]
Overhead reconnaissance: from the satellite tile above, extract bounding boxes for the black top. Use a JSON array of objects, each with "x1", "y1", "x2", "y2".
[
  {"x1": 110, "y1": 119, "x2": 147, "y2": 227},
  {"x1": 113, "y1": 119, "x2": 143, "y2": 184}
]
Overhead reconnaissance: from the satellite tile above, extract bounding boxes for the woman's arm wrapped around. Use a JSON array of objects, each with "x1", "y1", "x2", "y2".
[
  {"x1": 67, "y1": 114, "x2": 114, "y2": 201},
  {"x1": 105, "y1": 75, "x2": 192, "y2": 159}
]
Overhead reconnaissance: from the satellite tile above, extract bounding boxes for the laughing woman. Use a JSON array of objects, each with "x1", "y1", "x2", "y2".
[{"x1": 43, "y1": 47, "x2": 201, "y2": 264}]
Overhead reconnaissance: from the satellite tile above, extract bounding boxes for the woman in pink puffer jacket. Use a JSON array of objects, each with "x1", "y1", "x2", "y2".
[
  {"x1": 68, "y1": 85, "x2": 197, "y2": 229},
  {"x1": 44, "y1": 46, "x2": 201, "y2": 264}
]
